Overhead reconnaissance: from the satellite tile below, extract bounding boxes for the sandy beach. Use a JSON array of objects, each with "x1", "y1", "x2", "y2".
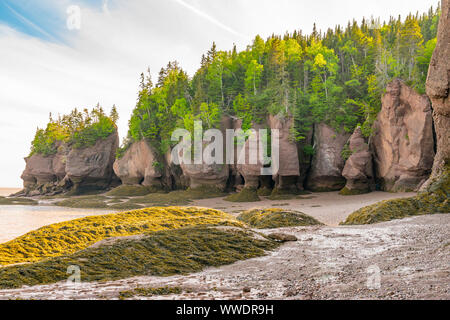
[
  {"x1": 0, "y1": 191, "x2": 416, "y2": 243},
  {"x1": 192, "y1": 191, "x2": 417, "y2": 226}
]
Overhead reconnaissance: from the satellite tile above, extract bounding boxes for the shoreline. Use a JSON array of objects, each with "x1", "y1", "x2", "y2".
[
  {"x1": 1, "y1": 214, "x2": 447, "y2": 300},
  {"x1": 0, "y1": 191, "x2": 416, "y2": 243},
  {"x1": 0, "y1": 188, "x2": 21, "y2": 197}
]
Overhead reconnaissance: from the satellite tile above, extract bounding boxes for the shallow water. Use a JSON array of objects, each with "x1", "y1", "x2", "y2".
[
  {"x1": 0, "y1": 188, "x2": 21, "y2": 197},
  {"x1": 0, "y1": 205, "x2": 115, "y2": 243}
]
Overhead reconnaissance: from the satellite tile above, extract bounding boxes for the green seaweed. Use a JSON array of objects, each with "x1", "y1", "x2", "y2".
[
  {"x1": 224, "y1": 188, "x2": 261, "y2": 203},
  {"x1": 339, "y1": 187, "x2": 369, "y2": 196},
  {"x1": 0, "y1": 207, "x2": 242, "y2": 266},
  {"x1": 0, "y1": 226, "x2": 278, "y2": 289},
  {"x1": 106, "y1": 185, "x2": 159, "y2": 197},
  {"x1": 237, "y1": 208, "x2": 322, "y2": 229},
  {"x1": 257, "y1": 187, "x2": 272, "y2": 197},
  {"x1": 0, "y1": 197, "x2": 38, "y2": 206},
  {"x1": 267, "y1": 188, "x2": 310, "y2": 200},
  {"x1": 55, "y1": 196, "x2": 109, "y2": 209},
  {"x1": 126, "y1": 186, "x2": 226, "y2": 207},
  {"x1": 342, "y1": 166, "x2": 450, "y2": 225}
]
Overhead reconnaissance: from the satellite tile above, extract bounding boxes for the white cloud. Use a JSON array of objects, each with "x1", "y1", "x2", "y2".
[
  {"x1": 172, "y1": 0, "x2": 247, "y2": 38},
  {"x1": 0, "y1": 0, "x2": 439, "y2": 187}
]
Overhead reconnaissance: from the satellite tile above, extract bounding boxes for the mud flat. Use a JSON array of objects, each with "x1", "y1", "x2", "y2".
[
  {"x1": 0, "y1": 214, "x2": 447, "y2": 300},
  {"x1": 193, "y1": 191, "x2": 417, "y2": 226}
]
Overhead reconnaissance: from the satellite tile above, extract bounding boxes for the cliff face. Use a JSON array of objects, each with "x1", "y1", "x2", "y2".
[
  {"x1": 268, "y1": 115, "x2": 300, "y2": 191},
  {"x1": 306, "y1": 123, "x2": 351, "y2": 192},
  {"x1": 236, "y1": 121, "x2": 266, "y2": 189},
  {"x1": 371, "y1": 79, "x2": 435, "y2": 192},
  {"x1": 20, "y1": 132, "x2": 119, "y2": 196},
  {"x1": 113, "y1": 140, "x2": 162, "y2": 187},
  {"x1": 21, "y1": 142, "x2": 69, "y2": 196},
  {"x1": 65, "y1": 132, "x2": 119, "y2": 192},
  {"x1": 423, "y1": 0, "x2": 450, "y2": 186},
  {"x1": 180, "y1": 116, "x2": 232, "y2": 191},
  {"x1": 341, "y1": 127, "x2": 374, "y2": 194}
]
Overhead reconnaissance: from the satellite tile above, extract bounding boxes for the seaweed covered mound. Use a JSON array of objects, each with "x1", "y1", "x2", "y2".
[
  {"x1": 225, "y1": 188, "x2": 261, "y2": 203},
  {"x1": 267, "y1": 189, "x2": 310, "y2": 200},
  {"x1": 105, "y1": 185, "x2": 157, "y2": 197},
  {"x1": 0, "y1": 197, "x2": 38, "y2": 206},
  {"x1": 55, "y1": 195, "x2": 110, "y2": 208},
  {"x1": 0, "y1": 207, "x2": 242, "y2": 266},
  {"x1": 0, "y1": 226, "x2": 278, "y2": 289},
  {"x1": 342, "y1": 166, "x2": 450, "y2": 225},
  {"x1": 237, "y1": 208, "x2": 322, "y2": 229},
  {"x1": 111, "y1": 186, "x2": 227, "y2": 208}
]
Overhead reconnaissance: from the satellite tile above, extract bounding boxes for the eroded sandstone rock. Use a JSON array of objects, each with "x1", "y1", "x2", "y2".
[
  {"x1": 236, "y1": 121, "x2": 266, "y2": 189},
  {"x1": 422, "y1": 0, "x2": 450, "y2": 189},
  {"x1": 341, "y1": 127, "x2": 374, "y2": 194},
  {"x1": 113, "y1": 140, "x2": 162, "y2": 187},
  {"x1": 306, "y1": 123, "x2": 351, "y2": 191},
  {"x1": 20, "y1": 142, "x2": 69, "y2": 195},
  {"x1": 372, "y1": 79, "x2": 435, "y2": 192},
  {"x1": 66, "y1": 132, "x2": 119, "y2": 191},
  {"x1": 268, "y1": 115, "x2": 300, "y2": 191},
  {"x1": 180, "y1": 116, "x2": 232, "y2": 191}
]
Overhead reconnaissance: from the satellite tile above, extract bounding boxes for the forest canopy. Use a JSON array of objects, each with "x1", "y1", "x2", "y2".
[
  {"x1": 29, "y1": 105, "x2": 118, "y2": 157},
  {"x1": 124, "y1": 5, "x2": 439, "y2": 158}
]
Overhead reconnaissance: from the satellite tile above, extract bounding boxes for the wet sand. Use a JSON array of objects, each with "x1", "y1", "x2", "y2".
[
  {"x1": 192, "y1": 191, "x2": 417, "y2": 226},
  {"x1": 0, "y1": 191, "x2": 416, "y2": 244},
  {"x1": 1, "y1": 214, "x2": 447, "y2": 300},
  {"x1": 0, "y1": 190, "x2": 446, "y2": 300}
]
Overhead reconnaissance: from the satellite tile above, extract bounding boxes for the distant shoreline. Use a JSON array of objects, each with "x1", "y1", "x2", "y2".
[{"x1": 0, "y1": 188, "x2": 21, "y2": 197}]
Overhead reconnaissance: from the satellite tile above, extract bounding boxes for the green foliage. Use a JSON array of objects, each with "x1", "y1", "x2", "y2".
[
  {"x1": 414, "y1": 38, "x2": 437, "y2": 94},
  {"x1": 303, "y1": 145, "x2": 315, "y2": 156},
  {"x1": 29, "y1": 105, "x2": 118, "y2": 156},
  {"x1": 30, "y1": 128, "x2": 58, "y2": 156},
  {"x1": 70, "y1": 112, "x2": 116, "y2": 149},
  {"x1": 127, "y1": 64, "x2": 189, "y2": 156},
  {"x1": 123, "y1": 5, "x2": 439, "y2": 152},
  {"x1": 341, "y1": 143, "x2": 352, "y2": 161}
]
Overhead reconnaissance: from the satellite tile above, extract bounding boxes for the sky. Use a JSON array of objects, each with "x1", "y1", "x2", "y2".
[{"x1": 0, "y1": 0, "x2": 440, "y2": 187}]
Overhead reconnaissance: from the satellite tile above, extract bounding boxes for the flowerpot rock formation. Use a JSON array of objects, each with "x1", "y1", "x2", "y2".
[
  {"x1": 306, "y1": 123, "x2": 351, "y2": 192},
  {"x1": 341, "y1": 127, "x2": 374, "y2": 194},
  {"x1": 371, "y1": 79, "x2": 435, "y2": 192}
]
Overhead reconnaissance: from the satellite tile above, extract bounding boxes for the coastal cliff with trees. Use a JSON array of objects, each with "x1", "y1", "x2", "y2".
[
  {"x1": 17, "y1": 4, "x2": 448, "y2": 218},
  {"x1": 0, "y1": 1, "x2": 449, "y2": 300},
  {"x1": 20, "y1": 106, "x2": 119, "y2": 196}
]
